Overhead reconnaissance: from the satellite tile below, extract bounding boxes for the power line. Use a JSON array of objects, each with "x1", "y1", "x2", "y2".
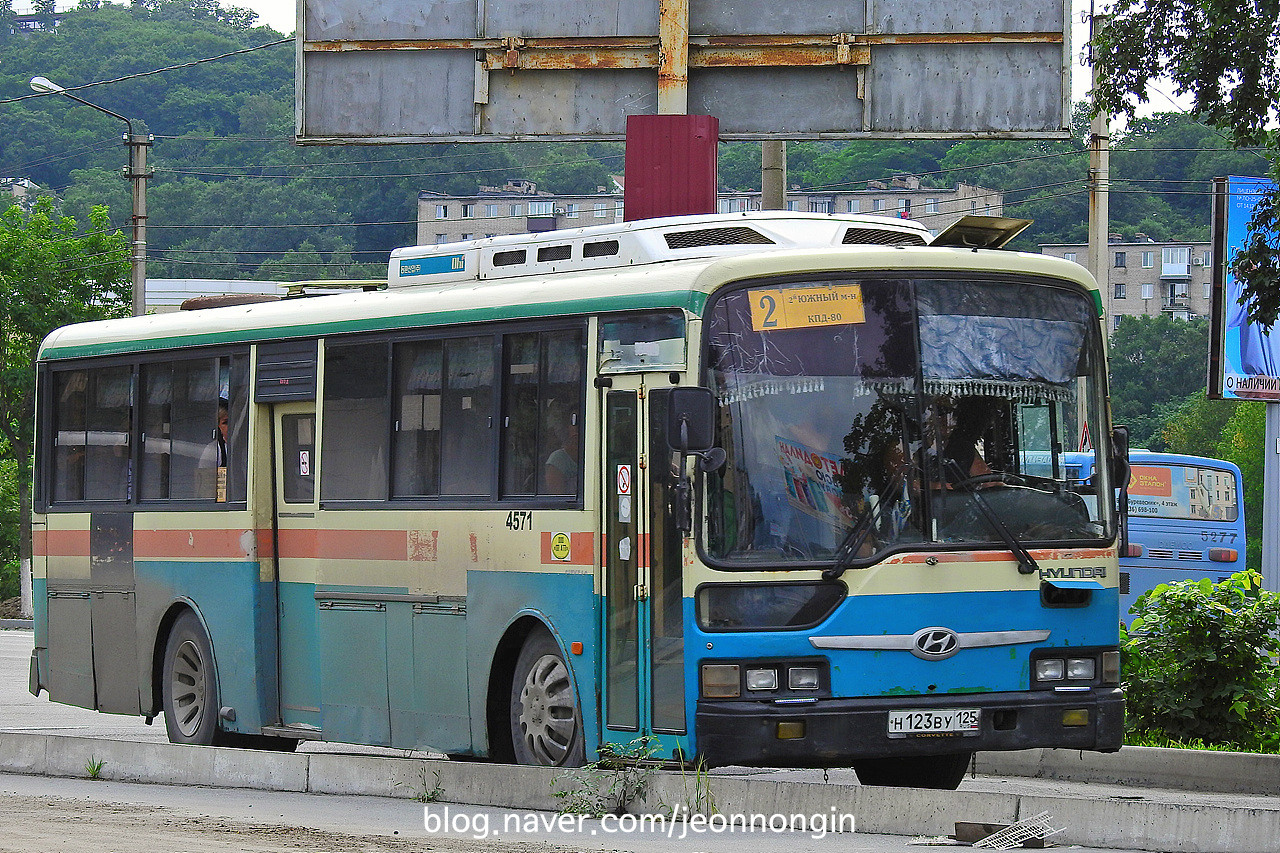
[{"x1": 0, "y1": 38, "x2": 292, "y2": 107}]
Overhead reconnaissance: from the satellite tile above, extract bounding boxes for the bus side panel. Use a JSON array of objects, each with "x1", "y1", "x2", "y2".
[
  {"x1": 466, "y1": 569, "x2": 598, "y2": 758},
  {"x1": 40, "y1": 515, "x2": 95, "y2": 710},
  {"x1": 134, "y1": 552, "x2": 276, "y2": 732}
]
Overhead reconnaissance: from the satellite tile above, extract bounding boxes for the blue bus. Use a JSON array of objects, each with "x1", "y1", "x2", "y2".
[
  {"x1": 1064, "y1": 451, "x2": 1245, "y2": 618},
  {"x1": 31, "y1": 212, "x2": 1126, "y2": 790}
]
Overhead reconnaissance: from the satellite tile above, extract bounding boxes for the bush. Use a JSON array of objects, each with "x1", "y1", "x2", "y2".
[{"x1": 1122, "y1": 570, "x2": 1280, "y2": 750}]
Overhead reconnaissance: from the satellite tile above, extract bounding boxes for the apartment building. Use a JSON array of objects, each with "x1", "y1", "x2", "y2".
[
  {"x1": 417, "y1": 180, "x2": 623, "y2": 246},
  {"x1": 416, "y1": 175, "x2": 1002, "y2": 246},
  {"x1": 1040, "y1": 237, "x2": 1214, "y2": 331}
]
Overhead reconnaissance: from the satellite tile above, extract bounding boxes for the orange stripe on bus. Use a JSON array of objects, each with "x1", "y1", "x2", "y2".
[
  {"x1": 134, "y1": 528, "x2": 250, "y2": 560},
  {"x1": 32, "y1": 529, "x2": 90, "y2": 558}
]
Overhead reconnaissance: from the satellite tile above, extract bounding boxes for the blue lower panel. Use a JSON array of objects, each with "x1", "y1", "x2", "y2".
[
  {"x1": 684, "y1": 587, "x2": 1121, "y2": 756},
  {"x1": 466, "y1": 571, "x2": 598, "y2": 758},
  {"x1": 278, "y1": 581, "x2": 321, "y2": 728},
  {"x1": 388, "y1": 604, "x2": 471, "y2": 752},
  {"x1": 319, "y1": 602, "x2": 390, "y2": 746},
  {"x1": 134, "y1": 560, "x2": 275, "y2": 732}
]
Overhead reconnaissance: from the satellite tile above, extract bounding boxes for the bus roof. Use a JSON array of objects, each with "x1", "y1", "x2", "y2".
[{"x1": 40, "y1": 212, "x2": 1101, "y2": 361}]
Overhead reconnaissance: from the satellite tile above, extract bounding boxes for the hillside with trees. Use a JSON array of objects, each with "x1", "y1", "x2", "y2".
[{"x1": 0, "y1": 0, "x2": 1271, "y2": 280}]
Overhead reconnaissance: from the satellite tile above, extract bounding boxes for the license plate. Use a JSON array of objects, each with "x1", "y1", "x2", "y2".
[{"x1": 887, "y1": 708, "x2": 980, "y2": 738}]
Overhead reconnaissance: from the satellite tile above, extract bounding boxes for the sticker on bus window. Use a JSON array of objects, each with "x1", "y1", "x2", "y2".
[{"x1": 749, "y1": 284, "x2": 866, "y2": 332}]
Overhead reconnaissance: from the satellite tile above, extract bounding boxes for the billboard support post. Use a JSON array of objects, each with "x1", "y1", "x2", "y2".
[
  {"x1": 623, "y1": 114, "x2": 718, "y2": 221},
  {"x1": 1266, "y1": 408, "x2": 1280, "y2": 591}
]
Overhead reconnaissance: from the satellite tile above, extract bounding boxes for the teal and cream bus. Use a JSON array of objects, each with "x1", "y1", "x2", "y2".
[{"x1": 31, "y1": 211, "x2": 1125, "y2": 789}]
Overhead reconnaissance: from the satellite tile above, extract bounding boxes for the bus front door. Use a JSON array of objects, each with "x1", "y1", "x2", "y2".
[
  {"x1": 601, "y1": 382, "x2": 688, "y2": 762},
  {"x1": 270, "y1": 403, "x2": 322, "y2": 731}
]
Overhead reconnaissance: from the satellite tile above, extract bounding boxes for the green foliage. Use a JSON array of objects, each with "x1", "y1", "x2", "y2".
[
  {"x1": 1159, "y1": 392, "x2": 1238, "y2": 459},
  {"x1": 0, "y1": 457, "x2": 17, "y2": 600},
  {"x1": 1123, "y1": 571, "x2": 1280, "y2": 750},
  {"x1": 1093, "y1": 0, "x2": 1280, "y2": 326},
  {"x1": 1107, "y1": 315, "x2": 1210, "y2": 449},
  {"x1": 553, "y1": 737, "x2": 660, "y2": 817},
  {"x1": 83, "y1": 756, "x2": 105, "y2": 779}
]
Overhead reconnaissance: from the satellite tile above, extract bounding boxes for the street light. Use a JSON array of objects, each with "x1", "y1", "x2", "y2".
[{"x1": 30, "y1": 76, "x2": 151, "y2": 316}]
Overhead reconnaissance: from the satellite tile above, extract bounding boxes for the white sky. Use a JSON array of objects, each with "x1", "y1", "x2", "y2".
[{"x1": 236, "y1": 0, "x2": 295, "y2": 34}]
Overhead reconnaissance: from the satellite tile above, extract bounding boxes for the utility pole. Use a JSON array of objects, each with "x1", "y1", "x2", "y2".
[
  {"x1": 762, "y1": 142, "x2": 786, "y2": 210},
  {"x1": 30, "y1": 76, "x2": 150, "y2": 316},
  {"x1": 1086, "y1": 14, "x2": 1111, "y2": 332}
]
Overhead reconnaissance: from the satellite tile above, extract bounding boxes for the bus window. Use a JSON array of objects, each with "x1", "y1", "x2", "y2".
[
  {"x1": 441, "y1": 336, "x2": 495, "y2": 497},
  {"x1": 322, "y1": 343, "x2": 390, "y2": 501}
]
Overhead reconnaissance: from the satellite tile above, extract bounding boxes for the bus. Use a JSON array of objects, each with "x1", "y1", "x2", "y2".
[
  {"x1": 1064, "y1": 451, "x2": 1246, "y2": 619},
  {"x1": 29, "y1": 211, "x2": 1125, "y2": 790}
]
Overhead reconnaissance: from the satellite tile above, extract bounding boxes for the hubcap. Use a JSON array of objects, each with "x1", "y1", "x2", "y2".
[
  {"x1": 517, "y1": 653, "x2": 577, "y2": 765},
  {"x1": 169, "y1": 638, "x2": 207, "y2": 738}
]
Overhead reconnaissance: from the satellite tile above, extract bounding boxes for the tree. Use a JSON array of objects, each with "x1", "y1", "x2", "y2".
[
  {"x1": 1092, "y1": 1, "x2": 1280, "y2": 327},
  {"x1": 0, "y1": 198, "x2": 129, "y2": 615},
  {"x1": 1160, "y1": 391, "x2": 1237, "y2": 459},
  {"x1": 1107, "y1": 315, "x2": 1210, "y2": 449}
]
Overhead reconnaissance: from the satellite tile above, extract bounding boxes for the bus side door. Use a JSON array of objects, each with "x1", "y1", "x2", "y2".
[{"x1": 600, "y1": 380, "x2": 687, "y2": 760}]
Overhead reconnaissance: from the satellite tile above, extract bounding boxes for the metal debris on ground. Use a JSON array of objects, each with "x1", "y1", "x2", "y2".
[
  {"x1": 972, "y1": 811, "x2": 1063, "y2": 849},
  {"x1": 908, "y1": 836, "x2": 967, "y2": 846}
]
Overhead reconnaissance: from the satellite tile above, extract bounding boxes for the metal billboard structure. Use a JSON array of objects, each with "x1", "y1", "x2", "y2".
[{"x1": 295, "y1": 0, "x2": 1072, "y2": 143}]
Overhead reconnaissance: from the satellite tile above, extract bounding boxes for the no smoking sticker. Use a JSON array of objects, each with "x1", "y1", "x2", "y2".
[
  {"x1": 550, "y1": 532, "x2": 572, "y2": 562},
  {"x1": 616, "y1": 464, "x2": 632, "y2": 495}
]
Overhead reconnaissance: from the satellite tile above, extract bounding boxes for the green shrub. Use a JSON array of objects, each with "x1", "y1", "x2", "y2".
[
  {"x1": 0, "y1": 560, "x2": 17, "y2": 601},
  {"x1": 1123, "y1": 570, "x2": 1280, "y2": 750}
]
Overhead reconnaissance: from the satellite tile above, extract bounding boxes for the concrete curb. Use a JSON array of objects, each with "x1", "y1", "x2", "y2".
[
  {"x1": 0, "y1": 620, "x2": 33, "y2": 630},
  {"x1": 0, "y1": 733, "x2": 1276, "y2": 852},
  {"x1": 975, "y1": 746, "x2": 1280, "y2": 796}
]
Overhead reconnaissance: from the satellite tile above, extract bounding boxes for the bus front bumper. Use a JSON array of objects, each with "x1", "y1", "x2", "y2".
[{"x1": 695, "y1": 688, "x2": 1124, "y2": 768}]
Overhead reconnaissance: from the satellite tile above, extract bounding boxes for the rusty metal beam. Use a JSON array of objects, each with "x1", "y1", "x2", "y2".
[
  {"x1": 307, "y1": 30, "x2": 1063, "y2": 75},
  {"x1": 303, "y1": 30, "x2": 1062, "y2": 54}
]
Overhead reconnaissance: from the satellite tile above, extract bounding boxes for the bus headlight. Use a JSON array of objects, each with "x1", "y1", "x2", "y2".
[
  {"x1": 1035, "y1": 659, "x2": 1064, "y2": 681},
  {"x1": 788, "y1": 667, "x2": 820, "y2": 690},
  {"x1": 701, "y1": 664, "x2": 740, "y2": 698},
  {"x1": 746, "y1": 668, "x2": 778, "y2": 691},
  {"x1": 1066, "y1": 658, "x2": 1096, "y2": 680}
]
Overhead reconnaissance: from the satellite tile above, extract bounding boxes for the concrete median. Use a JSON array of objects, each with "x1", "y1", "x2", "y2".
[{"x1": 0, "y1": 732, "x2": 1276, "y2": 852}]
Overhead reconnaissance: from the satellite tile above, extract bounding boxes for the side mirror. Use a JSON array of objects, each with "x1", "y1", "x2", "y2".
[
  {"x1": 1110, "y1": 425, "x2": 1130, "y2": 487},
  {"x1": 666, "y1": 386, "x2": 717, "y2": 453},
  {"x1": 1111, "y1": 425, "x2": 1131, "y2": 556}
]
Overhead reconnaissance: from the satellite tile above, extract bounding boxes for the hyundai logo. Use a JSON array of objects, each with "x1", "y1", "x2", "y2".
[{"x1": 911, "y1": 627, "x2": 961, "y2": 660}]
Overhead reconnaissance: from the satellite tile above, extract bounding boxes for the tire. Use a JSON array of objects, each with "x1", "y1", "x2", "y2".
[
  {"x1": 853, "y1": 751, "x2": 973, "y2": 790},
  {"x1": 161, "y1": 610, "x2": 225, "y2": 746},
  {"x1": 509, "y1": 630, "x2": 584, "y2": 767}
]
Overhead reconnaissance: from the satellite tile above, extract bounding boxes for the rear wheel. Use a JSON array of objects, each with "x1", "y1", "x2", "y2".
[
  {"x1": 509, "y1": 630, "x2": 584, "y2": 767},
  {"x1": 853, "y1": 751, "x2": 973, "y2": 790},
  {"x1": 161, "y1": 611, "x2": 224, "y2": 746}
]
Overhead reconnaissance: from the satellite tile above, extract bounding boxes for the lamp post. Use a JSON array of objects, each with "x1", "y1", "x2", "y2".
[{"x1": 30, "y1": 76, "x2": 151, "y2": 316}]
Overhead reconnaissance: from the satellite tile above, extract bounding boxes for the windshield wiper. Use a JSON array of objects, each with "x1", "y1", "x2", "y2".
[
  {"x1": 824, "y1": 477, "x2": 902, "y2": 581},
  {"x1": 943, "y1": 461, "x2": 1039, "y2": 575}
]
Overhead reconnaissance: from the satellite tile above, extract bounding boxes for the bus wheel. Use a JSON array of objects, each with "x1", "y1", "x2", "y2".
[
  {"x1": 161, "y1": 611, "x2": 223, "y2": 746},
  {"x1": 509, "y1": 631, "x2": 584, "y2": 767},
  {"x1": 852, "y1": 751, "x2": 972, "y2": 790}
]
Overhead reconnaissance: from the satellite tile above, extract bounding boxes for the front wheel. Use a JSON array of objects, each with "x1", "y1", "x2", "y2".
[
  {"x1": 853, "y1": 751, "x2": 973, "y2": 790},
  {"x1": 161, "y1": 610, "x2": 225, "y2": 746},
  {"x1": 509, "y1": 630, "x2": 584, "y2": 767}
]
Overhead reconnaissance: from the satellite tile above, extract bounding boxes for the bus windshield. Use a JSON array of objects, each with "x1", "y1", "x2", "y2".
[{"x1": 704, "y1": 276, "x2": 1114, "y2": 567}]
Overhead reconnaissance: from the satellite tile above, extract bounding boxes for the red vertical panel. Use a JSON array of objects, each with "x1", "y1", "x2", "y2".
[{"x1": 623, "y1": 114, "x2": 719, "y2": 221}]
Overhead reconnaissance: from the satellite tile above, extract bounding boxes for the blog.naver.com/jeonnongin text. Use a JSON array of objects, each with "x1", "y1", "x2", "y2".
[{"x1": 423, "y1": 805, "x2": 856, "y2": 841}]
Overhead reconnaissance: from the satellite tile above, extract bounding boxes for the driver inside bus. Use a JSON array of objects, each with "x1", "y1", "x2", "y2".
[{"x1": 941, "y1": 396, "x2": 996, "y2": 485}]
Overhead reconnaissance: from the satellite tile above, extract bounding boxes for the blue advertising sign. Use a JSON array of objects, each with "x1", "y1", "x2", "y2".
[{"x1": 1217, "y1": 176, "x2": 1280, "y2": 400}]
